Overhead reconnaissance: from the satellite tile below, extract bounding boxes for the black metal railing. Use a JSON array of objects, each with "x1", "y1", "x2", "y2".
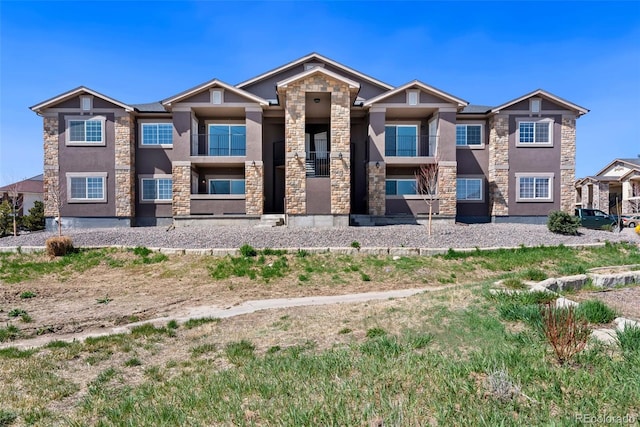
[
  {"x1": 385, "y1": 135, "x2": 437, "y2": 157},
  {"x1": 305, "y1": 151, "x2": 330, "y2": 177},
  {"x1": 191, "y1": 134, "x2": 246, "y2": 156}
]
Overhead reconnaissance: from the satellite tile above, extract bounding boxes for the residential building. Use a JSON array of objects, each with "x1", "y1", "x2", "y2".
[
  {"x1": 575, "y1": 158, "x2": 640, "y2": 215},
  {"x1": 30, "y1": 53, "x2": 588, "y2": 228},
  {"x1": 0, "y1": 174, "x2": 44, "y2": 215}
]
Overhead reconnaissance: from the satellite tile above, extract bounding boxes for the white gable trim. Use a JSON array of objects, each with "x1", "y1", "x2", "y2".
[
  {"x1": 363, "y1": 80, "x2": 468, "y2": 107},
  {"x1": 31, "y1": 87, "x2": 133, "y2": 113},
  {"x1": 162, "y1": 79, "x2": 268, "y2": 106},
  {"x1": 276, "y1": 67, "x2": 360, "y2": 90}
]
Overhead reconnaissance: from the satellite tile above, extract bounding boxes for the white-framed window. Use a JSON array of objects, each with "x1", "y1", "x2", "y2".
[
  {"x1": 80, "y1": 96, "x2": 92, "y2": 112},
  {"x1": 141, "y1": 123, "x2": 173, "y2": 146},
  {"x1": 66, "y1": 172, "x2": 107, "y2": 203},
  {"x1": 208, "y1": 179, "x2": 245, "y2": 195},
  {"x1": 516, "y1": 173, "x2": 554, "y2": 202},
  {"x1": 407, "y1": 90, "x2": 419, "y2": 106},
  {"x1": 211, "y1": 89, "x2": 223, "y2": 105},
  {"x1": 516, "y1": 118, "x2": 553, "y2": 146},
  {"x1": 385, "y1": 124, "x2": 418, "y2": 157},
  {"x1": 385, "y1": 179, "x2": 417, "y2": 196},
  {"x1": 207, "y1": 124, "x2": 246, "y2": 156},
  {"x1": 140, "y1": 176, "x2": 172, "y2": 202},
  {"x1": 456, "y1": 124, "x2": 483, "y2": 147},
  {"x1": 530, "y1": 98, "x2": 541, "y2": 113},
  {"x1": 66, "y1": 116, "x2": 106, "y2": 145},
  {"x1": 457, "y1": 178, "x2": 483, "y2": 201}
]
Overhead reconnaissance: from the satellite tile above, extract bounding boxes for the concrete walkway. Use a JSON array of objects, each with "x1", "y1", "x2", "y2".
[{"x1": 1, "y1": 287, "x2": 445, "y2": 350}]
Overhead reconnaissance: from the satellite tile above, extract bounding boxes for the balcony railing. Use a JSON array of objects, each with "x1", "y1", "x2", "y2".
[
  {"x1": 191, "y1": 134, "x2": 246, "y2": 156},
  {"x1": 306, "y1": 152, "x2": 330, "y2": 177},
  {"x1": 385, "y1": 135, "x2": 437, "y2": 157}
]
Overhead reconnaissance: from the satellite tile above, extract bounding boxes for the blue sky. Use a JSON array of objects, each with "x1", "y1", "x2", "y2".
[{"x1": 1, "y1": 1, "x2": 639, "y2": 186}]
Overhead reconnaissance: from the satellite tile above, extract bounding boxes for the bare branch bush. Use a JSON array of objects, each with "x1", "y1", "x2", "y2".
[{"x1": 415, "y1": 162, "x2": 439, "y2": 236}]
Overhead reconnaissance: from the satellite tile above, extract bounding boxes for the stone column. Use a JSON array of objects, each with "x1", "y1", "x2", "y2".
[
  {"x1": 594, "y1": 182, "x2": 610, "y2": 213},
  {"x1": 488, "y1": 115, "x2": 509, "y2": 217},
  {"x1": 283, "y1": 86, "x2": 306, "y2": 214},
  {"x1": 560, "y1": 116, "x2": 576, "y2": 213},
  {"x1": 245, "y1": 161, "x2": 264, "y2": 215},
  {"x1": 330, "y1": 86, "x2": 351, "y2": 215},
  {"x1": 43, "y1": 116, "x2": 60, "y2": 218},
  {"x1": 438, "y1": 161, "x2": 457, "y2": 216},
  {"x1": 172, "y1": 161, "x2": 191, "y2": 217},
  {"x1": 115, "y1": 114, "x2": 135, "y2": 219},
  {"x1": 367, "y1": 162, "x2": 385, "y2": 215}
]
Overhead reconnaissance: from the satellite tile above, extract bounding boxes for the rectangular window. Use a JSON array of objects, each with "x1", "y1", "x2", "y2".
[
  {"x1": 69, "y1": 176, "x2": 105, "y2": 201},
  {"x1": 141, "y1": 178, "x2": 173, "y2": 202},
  {"x1": 518, "y1": 120, "x2": 551, "y2": 144},
  {"x1": 407, "y1": 90, "x2": 418, "y2": 106},
  {"x1": 456, "y1": 125, "x2": 482, "y2": 146},
  {"x1": 457, "y1": 178, "x2": 483, "y2": 201},
  {"x1": 68, "y1": 119, "x2": 103, "y2": 144},
  {"x1": 517, "y1": 175, "x2": 553, "y2": 201},
  {"x1": 385, "y1": 179, "x2": 417, "y2": 196},
  {"x1": 141, "y1": 123, "x2": 173, "y2": 146},
  {"x1": 212, "y1": 90, "x2": 222, "y2": 104},
  {"x1": 209, "y1": 179, "x2": 245, "y2": 195},
  {"x1": 385, "y1": 125, "x2": 417, "y2": 156},
  {"x1": 208, "y1": 125, "x2": 246, "y2": 156},
  {"x1": 81, "y1": 96, "x2": 91, "y2": 111}
]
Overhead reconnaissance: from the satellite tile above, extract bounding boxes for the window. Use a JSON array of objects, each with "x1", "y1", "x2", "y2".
[
  {"x1": 209, "y1": 179, "x2": 245, "y2": 195},
  {"x1": 517, "y1": 119, "x2": 552, "y2": 145},
  {"x1": 81, "y1": 96, "x2": 92, "y2": 111},
  {"x1": 212, "y1": 89, "x2": 222, "y2": 105},
  {"x1": 530, "y1": 98, "x2": 541, "y2": 113},
  {"x1": 516, "y1": 174, "x2": 553, "y2": 202},
  {"x1": 66, "y1": 173, "x2": 107, "y2": 202},
  {"x1": 141, "y1": 123, "x2": 173, "y2": 146},
  {"x1": 456, "y1": 125, "x2": 482, "y2": 146},
  {"x1": 141, "y1": 178, "x2": 172, "y2": 202},
  {"x1": 457, "y1": 178, "x2": 483, "y2": 201},
  {"x1": 407, "y1": 90, "x2": 418, "y2": 106},
  {"x1": 385, "y1": 179, "x2": 417, "y2": 196},
  {"x1": 67, "y1": 117, "x2": 104, "y2": 145},
  {"x1": 208, "y1": 125, "x2": 246, "y2": 156},
  {"x1": 385, "y1": 125, "x2": 417, "y2": 156}
]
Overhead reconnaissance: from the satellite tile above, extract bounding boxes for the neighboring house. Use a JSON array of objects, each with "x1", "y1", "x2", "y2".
[
  {"x1": 0, "y1": 174, "x2": 44, "y2": 215},
  {"x1": 575, "y1": 158, "x2": 640, "y2": 215},
  {"x1": 30, "y1": 53, "x2": 588, "y2": 229}
]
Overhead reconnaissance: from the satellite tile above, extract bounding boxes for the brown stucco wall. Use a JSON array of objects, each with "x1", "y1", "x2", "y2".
[
  {"x1": 57, "y1": 112, "x2": 116, "y2": 217},
  {"x1": 306, "y1": 177, "x2": 331, "y2": 214},
  {"x1": 190, "y1": 199, "x2": 246, "y2": 215}
]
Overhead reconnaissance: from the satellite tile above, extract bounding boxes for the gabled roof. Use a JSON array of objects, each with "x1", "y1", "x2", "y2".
[
  {"x1": 594, "y1": 158, "x2": 640, "y2": 177},
  {"x1": 236, "y1": 52, "x2": 394, "y2": 91},
  {"x1": 362, "y1": 80, "x2": 468, "y2": 108},
  {"x1": 491, "y1": 89, "x2": 589, "y2": 116},
  {"x1": 30, "y1": 87, "x2": 133, "y2": 113},
  {"x1": 0, "y1": 175, "x2": 44, "y2": 193},
  {"x1": 276, "y1": 66, "x2": 360, "y2": 91},
  {"x1": 161, "y1": 79, "x2": 269, "y2": 107},
  {"x1": 620, "y1": 168, "x2": 640, "y2": 181}
]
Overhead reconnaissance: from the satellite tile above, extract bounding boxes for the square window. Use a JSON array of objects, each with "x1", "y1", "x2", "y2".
[
  {"x1": 67, "y1": 118, "x2": 104, "y2": 144},
  {"x1": 517, "y1": 175, "x2": 552, "y2": 201},
  {"x1": 385, "y1": 125, "x2": 417, "y2": 157},
  {"x1": 456, "y1": 125, "x2": 482, "y2": 146},
  {"x1": 141, "y1": 123, "x2": 173, "y2": 145},
  {"x1": 457, "y1": 178, "x2": 482, "y2": 201},
  {"x1": 208, "y1": 125, "x2": 246, "y2": 156},
  {"x1": 518, "y1": 120, "x2": 552, "y2": 145},
  {"x1": 141, "y1": 177, "x2": 173, "y2": 201}
]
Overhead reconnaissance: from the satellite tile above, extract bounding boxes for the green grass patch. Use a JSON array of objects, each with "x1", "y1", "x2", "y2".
[
  {"x1": 224, "y1": 339, "x2": 255, "y2": 365},
  {"x1": 616, "y1": 325, "x2": 640, "y2": 356},
  {"x1": 191, "y1": 343, "x2": 217, "y2": 358},
  {"x1": 0, "y1": 347, "x2": 37, "y2": 359},
  {"x1": 575, "y1": 300, "x2": 617, "y2": 324},
  {"x1": 19, "y1": 290, "x2": 36, "y2": 299},
  {"x1": 0, "y1": 324, "x2": 20, "y2": 342},
  {"x1": 183, "y1": 317, "x2": 220, "y2": 330}
]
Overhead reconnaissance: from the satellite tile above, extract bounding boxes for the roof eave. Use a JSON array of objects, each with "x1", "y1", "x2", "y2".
[{"x1": 30, "y1": 86, "x2": 133, "y2": 113}]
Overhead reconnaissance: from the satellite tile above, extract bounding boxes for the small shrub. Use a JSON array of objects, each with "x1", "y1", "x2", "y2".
[
  {"x1": 484, "y1": 369, "x2": 521, "y2": 402},
  {"x1": 239, "y1": 244, "x2": 257, "y2": 257},
  {"x1": 616, "y1": 325, "x2": 640, "y2": 355},
  {"x1": 22, "y1": 200, "x2": 45, "y2": 231},
  {"x1": 360, "y1": 272, "x2": 371, "y2": 282},
  {"x1": 19, "y1": 291, "x2": 36, "y2": 299},
  {"x1": 167, "y1": 320, "x2": 179, "y2": 329},
  {"x1": 547, "y1": 210, "x2": 580, "y2": 235},
  {"x1": 298, "y1": 274, "x2": 309, "y2": 282},
  {"x1": 540, "y1": 303, "x2": 590, "y2": 364},
  {"x1": 350, "y1": 241, "x2": 361, "y2": 250},
  {"x1": 296, "y1": 249, "x2": 309, "y2": 258},
  {"x1": 0, "y1": 324, "x2": 20, "y2": 342},
  {"x1": 132, "y1": 246, "x2": 152, "y2": 257},
  {"x1": 8, "y1": 308, "x2": 27, "y2": 318},
  {"x1": 45, "y1": 236, "x2": 74, "y2": 257},
  {"x1": 522, "y1": 268, "x2": 547, "y2": 281},
  {"x1": 575, "y1": 300, "x2": 617, "y2": 324},
  {"x1": 183, "y1": 317, "x2": 220, "y2": 330}
]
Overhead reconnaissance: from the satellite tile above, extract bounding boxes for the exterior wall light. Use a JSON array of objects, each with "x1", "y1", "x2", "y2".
[
  {"x1": 294, "y1": 152, "x2": 299, "y2": 159},
  {"x1": 375, "y1": 161, "x2": 380, "y2": 168},
  {"x1": 338, "y1": 152, "x2": 343, "y2": 160},
  {"x1": 313, "y1": 98, "x2": 320, "y2": 104}
]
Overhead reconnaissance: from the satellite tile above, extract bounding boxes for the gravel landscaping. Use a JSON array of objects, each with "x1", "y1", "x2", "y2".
[{"x1": 1, "y1": 223, "x2": 638, "y2": 249}]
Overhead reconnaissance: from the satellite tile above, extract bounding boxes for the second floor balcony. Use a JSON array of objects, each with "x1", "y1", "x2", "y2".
[
  {"x1": 191, "y1": 133, "x2": 246, "y2": 157},
  {"x1": 385, "y1": 134, "x2": 437, "y2": 158}
]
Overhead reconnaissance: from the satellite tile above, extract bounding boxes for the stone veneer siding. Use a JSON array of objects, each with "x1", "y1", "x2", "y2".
[
  {"x1": 437, "y1": 163, "x2": 457, "y2": 216},
  {"x1": 367, "y1": 162, "x2": 386, "y2": 215},
  {"x1": 560, "y1": 117, "x2": 576, "y2": 213},
  {"x1": 283, "y1": 74, "x2": 351, "y2": 215},
  {"x1": 245, "y1": 161, "x2": 264, "y2": 215},
  {"x1": 172, "y1": 162, "x2": 191, "y2": 217},
  {"x1": 115, "y1": 116, "x2": 135, "y2": 218},
  {"x1": 43, "y1": 117, "x2": 59, "y2": 217},
  {"x1": 488, "y1": 115, "x2": 509, "y2": 217},
  {"x1": 330, "y1": 88, "x2": 351, "y2": 214},
  {"x1": 594, "y1": 182, "x2": 610, "y2": 213}
]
